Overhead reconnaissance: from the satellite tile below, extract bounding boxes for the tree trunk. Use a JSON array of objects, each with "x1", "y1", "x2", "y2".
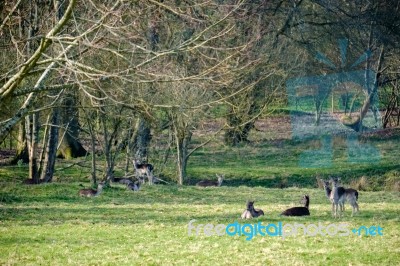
[
  {"x1": 88, "y1": 114, "x2": 97, "y2": 185},
  {"x1": 175, "y1": 134, "x2": 186, "y2": 185},
  {"x1": 40, "y1": 108, "x2": 60, "y2": 182},
  {"x1": 10, "y1": 121, "x2": 29, "y2": 164},
  {"x1": 133, "y1": 116, "x2": 151, "y2": 161},
  {"x1": 124, "y1": 120, "x2": 135, "y2": 175},
  {"x1": 57, "y1": 93, "x2": 87, "y2": 159},
  {"x1": 26, "y1": 113, "x2": 39, "y2": 183},
  {"x1": 173, "y1": 119, "x2": 192, "y2": 185},
  {"x1": 224, "y1": 106, "x2": 254, "y2": 146},
  {"x1": 224, "y1": 82, "x2": 266, "y2": 146},
  {"x1": 100, "y1": 109, "x2": 114, "y2": 182},
  {"x1": 340, "y1": 46, "x2": 384, "y2": 131}
]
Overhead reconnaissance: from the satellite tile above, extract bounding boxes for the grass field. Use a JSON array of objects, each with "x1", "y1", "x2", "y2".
[
  {"x1": 1, "y1": 120, "x2": 400, "y2": 265},
  {"x1": 0, "y1": 182, "x2": 399, "y2": 265}
]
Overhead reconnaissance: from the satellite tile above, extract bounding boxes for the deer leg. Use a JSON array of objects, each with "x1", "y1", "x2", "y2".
[
  {"x1": 336, "y1": 203, "x2": 340, "y2": 218},
  {"x1": 332, "y1": 203, "x2": 336, "y2": 218},
  {"x1": 148, "y1": 169, "x2": 154, "y2": 185},
  {"x1": 137, "y1": 174, "x2": 145, "y2": 184},
  {"x1": 341, "y1": 201, "x2": 345, "y2": 217}
]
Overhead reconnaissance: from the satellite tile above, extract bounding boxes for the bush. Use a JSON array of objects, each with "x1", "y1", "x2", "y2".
[
  {"x1": 350, "y1": 176, "x2": 370, "y2": 191},
  {"x1": 384, "y1": 171, "x2": 400, "y2": 192}
]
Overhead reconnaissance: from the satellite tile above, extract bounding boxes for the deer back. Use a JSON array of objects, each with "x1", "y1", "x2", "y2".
[
  {"x1": 79, "y1": 188, "x2": 96, "y2": 197},
  {"x1": 196, "y1": 180, "x2": 218, "y2": 187}
]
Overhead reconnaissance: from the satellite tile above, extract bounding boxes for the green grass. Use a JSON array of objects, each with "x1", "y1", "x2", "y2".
[
  {"x1": 183, "y1": 129, "x2": 400, "y2": 190},
  {"x1": 1, "y1": 123, "x2": 400, "y2": 265},
  {"x1": 0, "y1": 183, "x2": 399, "y2": 265}
]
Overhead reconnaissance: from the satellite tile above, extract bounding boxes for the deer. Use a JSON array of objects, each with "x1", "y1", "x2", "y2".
[
  {"x1": 126, "y1": 180, "x2": 140, "y2": 191},
  {"x1": 321, "y1": 178, "x2": 359, "y2": 217},
  {"x1": 79, "y1": 182, "x2": 104, "y2": 197},
  {"x1": 112, "y1": 177, "x2": 134, "y2": 185},
  {"x1": 241, "y1": 201, "x2": 264, "y2": 219},
  {"x1": 280, "y1": 195, "x2": 310, "y2": 216},
  {"x1": 196, "y1": 174, "x2": 224, "y2": 187},
  {"x1": 329, "y1": 177, "x2": 345, "y2": 218},
  {"x1": 133, "y1": 159, "x2": 154, "y2": 185}
]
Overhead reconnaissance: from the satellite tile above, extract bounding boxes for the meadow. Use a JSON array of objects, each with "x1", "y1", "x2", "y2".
[
  {"x1": 0, "y1": 182, "x2": 399, "y2": 265},
  {"x1": 1, "y1": 118, "x2": 400, "y2": 265}
]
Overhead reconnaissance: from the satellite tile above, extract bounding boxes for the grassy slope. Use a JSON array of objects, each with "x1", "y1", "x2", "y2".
[{"x1": 185, "y1": 129, "x2": 400, "y2": 189}]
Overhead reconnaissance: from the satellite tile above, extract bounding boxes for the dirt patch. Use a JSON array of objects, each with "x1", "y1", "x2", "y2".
[{"x1": 253, "y1": 116, "x2": 292, "y2": 140}]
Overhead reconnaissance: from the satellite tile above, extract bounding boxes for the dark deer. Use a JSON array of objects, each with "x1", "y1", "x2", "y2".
[
  {"x1": 280, "y1": 195, "x2": 310, "y2": 216},
  {"x1": 196, "y1": 174, "x2": 224, "y2": 187},
  {"x1": 126, "y1": 180, "x2": 140, "y2": 191},
  {"x1": 241, "y1": 201, "x2": 264, "y2": 219},
  {"x1": 79, "y1": 182, "x2": 104, "y2": 197},
  {"x1": 112, "y1": 177, "x2": 134, "y2": 185},
  {"x1": 133, "y1": 159, "x2": 154, "y2": 185}
]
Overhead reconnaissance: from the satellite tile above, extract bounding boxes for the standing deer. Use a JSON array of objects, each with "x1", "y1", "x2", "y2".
[
  {"x1": 329, "y1": 177, "x2": 344, "y2": 218},
  {"x1": 196, "y1": 174, "x2": 224, "y2": 187},
  {"x1": 321, "y1": 178, "x2": 359, "y2": 217},
  {"x1": 133, "y1": 159, "x2": 154, "y2": 185},
  {"x1": 321, "y1": 179, "x2": 345, "y2": 213},
  {"x1": 280, "y1": 195, "x2": 310, "y2": 216},
  {"x1": 79, "y1": 182, "x2": 104, "y2": 197},
  {"x1": 241, "y1": 201, "x2": 264, "y2": 219}
]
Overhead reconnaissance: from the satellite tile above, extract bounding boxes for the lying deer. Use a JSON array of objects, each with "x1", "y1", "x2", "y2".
[
  {"x1": 79, "y1": 182, "x2": 104, "y2": 197},
  {"x1": 127, "y1": 180, "x2": 140, "y2": 191},
  {"x1": 241, "y1": 201, "x2": 264, "y2": 219},
  {"x1": 196, "y1": 174, "x2": 224, "y2": 187},
  {"x1": 133, "y1": 159, "x2": 154, "y2": 185},
  {"x1": 112, "y1": 177, "x2": 134, "y2": 185},
  {"x1": 321, "y1": 177, "x2": 359, "y2": 217},
  {"x1": 280, "y1": 195, "x2": 310, "y2": 216}
]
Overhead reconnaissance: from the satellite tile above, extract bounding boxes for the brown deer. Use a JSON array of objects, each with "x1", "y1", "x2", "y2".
[
  {"x1": 321, "y1": 178, "x2": 359, "y2": 217},
  {"x1": 280, "y1": 195, "x2": 310, "y2": 216},
  {"x1": 133, "y1": 159, "x2": 154, "y2": 185},
  {"x1": 196, "y1": 174, "x2": 224, "y2": 187},
  {"x1": 79, "y1": 182, "x2": 104, "y2": 197},
  {"x1": 241, "y1": 201, "x2": 264, "y2": 219}
]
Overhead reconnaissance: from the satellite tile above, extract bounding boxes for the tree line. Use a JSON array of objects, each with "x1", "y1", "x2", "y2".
[{"x1": 1, "y1": 0, "x2": 399, "y2": 185}]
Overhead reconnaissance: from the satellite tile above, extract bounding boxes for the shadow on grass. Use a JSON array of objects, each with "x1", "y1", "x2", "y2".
[{"x1": 1, "y1": 203, "x2": 399, "y2": 228}]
